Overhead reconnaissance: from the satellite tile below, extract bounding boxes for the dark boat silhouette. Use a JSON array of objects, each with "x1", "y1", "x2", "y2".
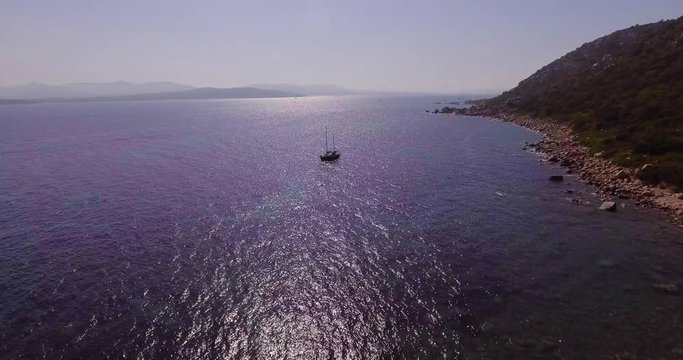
[{"x1": 320, "y1": 126, "x2": 340, "y2": 161}]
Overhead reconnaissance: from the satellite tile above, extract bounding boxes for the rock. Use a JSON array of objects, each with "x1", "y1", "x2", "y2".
[
  {"x1": 548, "y1": 156, "x2": 560, "y2": 163},
  {"x1": 599, "y1": 201, "x2": 617, "y2": 211},
  {"x1": 677, "y1": 193, "x2": 683, "y2": 200},
  {"x1": 560, "y1": 159, "x2": 573, "y2": 167},
  {"x1": 565, "y1": 189, "x2": 574, "y2": 193},
  {"x1": 549, "y1": 175, "x2": 564, "y2": 182},
  {"x1": 615, "y1": 170, "x2": 629, "y2": 179},
  {"x1": 652, "y1": 283, "x2": 681, "y2": 295},
  {"x1": 594, "y1": 152, "x2": 603, "y2": 157},
  {"x1": 640, "y1": 163, "x2": 653, "y2": 171}
]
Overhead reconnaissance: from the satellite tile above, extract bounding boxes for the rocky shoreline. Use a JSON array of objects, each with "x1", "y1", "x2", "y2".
[{"x1": 463, "y1": 106, "x2": 683, "y2": 226}]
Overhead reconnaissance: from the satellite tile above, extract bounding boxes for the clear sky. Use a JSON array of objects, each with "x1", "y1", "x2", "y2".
[{"x1": 1, "y1": 0, "x2": 682, "y2": 93}]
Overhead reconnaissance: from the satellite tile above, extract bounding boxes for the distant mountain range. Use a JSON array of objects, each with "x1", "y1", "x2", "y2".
[
  {"x1": 58, "y1": 87, "x2": 303, "y2": 102},
  {"x1": 0, "y1": 84, "x2": 303, "y2": 104},
  {"x1": 0, "y1": 81, "x2": 194, "y2": 99},
  {"x1": 0, "y1": 98, "x2": 32, "y2": 105},
  {"x1": 0, "y1": 81, "x2": 473, "y2": 106},
  {"x1": 0, "y1": 81, "x2": 372, "y2": 100}
]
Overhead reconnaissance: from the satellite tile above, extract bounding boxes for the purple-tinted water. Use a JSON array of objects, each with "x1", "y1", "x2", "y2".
[{"x1": 0, "y1": 96, "x2": 682, "y2": 359}]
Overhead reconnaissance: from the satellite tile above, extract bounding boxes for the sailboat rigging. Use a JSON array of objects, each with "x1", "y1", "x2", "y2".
[{"x1": 320, "y1": 126, "x2": 341, "y2": 161}]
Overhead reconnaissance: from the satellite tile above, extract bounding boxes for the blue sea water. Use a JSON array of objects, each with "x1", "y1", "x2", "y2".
[{"x1": 0, "y1": 96, "x2": 681, "y2": 359}]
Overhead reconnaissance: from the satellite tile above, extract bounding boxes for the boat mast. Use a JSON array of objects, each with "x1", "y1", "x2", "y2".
[
  {"x1": 332, "y1": 133, "x2": 335, "y2": 152},
  {"x1": 325, "y1": 126, "x2": 328, "y2": 152}
]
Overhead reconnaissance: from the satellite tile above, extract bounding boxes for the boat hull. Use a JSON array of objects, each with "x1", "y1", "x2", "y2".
[{"x1": 320, "y1": 153, "x2": 341, "y2": 161}]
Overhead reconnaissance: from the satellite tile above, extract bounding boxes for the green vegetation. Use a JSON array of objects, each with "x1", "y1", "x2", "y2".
[{"x1": 489, "y1": 16, "x2": 683, "y2": 190}]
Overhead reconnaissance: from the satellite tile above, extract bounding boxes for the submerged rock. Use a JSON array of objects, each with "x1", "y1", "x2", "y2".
[
  {"x1": 599, "y1": 201, "x2": 617, "y2": 211},
  {"x1": 549, "y1": 175, "x2": 564, "y2": 182}
]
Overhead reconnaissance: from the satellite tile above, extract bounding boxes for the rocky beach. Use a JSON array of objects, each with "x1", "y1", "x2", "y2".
[{"x1": 463, "y1": 106, "x2": 683, "y2": 226}]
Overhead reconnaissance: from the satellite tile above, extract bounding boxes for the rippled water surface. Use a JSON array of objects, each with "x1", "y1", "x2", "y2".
[{"x1": 1, "y1": 96, "x2": 682, "y2": 359}]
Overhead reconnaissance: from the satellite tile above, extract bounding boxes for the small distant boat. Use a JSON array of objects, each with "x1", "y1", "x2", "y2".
[{"x1": 320, "y1": 126, "x2": 340, "y2": 161}]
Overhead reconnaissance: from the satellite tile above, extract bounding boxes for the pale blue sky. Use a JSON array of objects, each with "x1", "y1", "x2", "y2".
[{"x1": 1, "y1": 0, "x2": 682, "y2": 93}]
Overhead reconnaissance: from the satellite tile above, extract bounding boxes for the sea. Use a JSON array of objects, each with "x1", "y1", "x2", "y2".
[{"x1": 1, "y1": 96, "x2": 682, "y2": 359}]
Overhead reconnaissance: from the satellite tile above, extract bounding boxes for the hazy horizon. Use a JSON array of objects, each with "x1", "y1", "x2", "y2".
[
  {"x1": 0, "y1": 81, "x2": 498, "y2": 97},
  {"x1": 2, "y1": 0, "x2": 682, "y2": 93}
]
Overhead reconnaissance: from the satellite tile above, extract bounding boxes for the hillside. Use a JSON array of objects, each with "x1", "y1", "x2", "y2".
[{"x1": 487, "y1": 16, "x2": 683, "y2": 189}]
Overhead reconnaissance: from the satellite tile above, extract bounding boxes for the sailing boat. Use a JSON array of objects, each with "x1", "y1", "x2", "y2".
[{"x1": 320, "y1": 126, "x2": 341, "y2": 161}]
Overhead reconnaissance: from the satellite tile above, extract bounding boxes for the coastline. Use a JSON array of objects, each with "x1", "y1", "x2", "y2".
[{"x1": 464, "y1": 106, "x2": 683, "y2": 226}]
